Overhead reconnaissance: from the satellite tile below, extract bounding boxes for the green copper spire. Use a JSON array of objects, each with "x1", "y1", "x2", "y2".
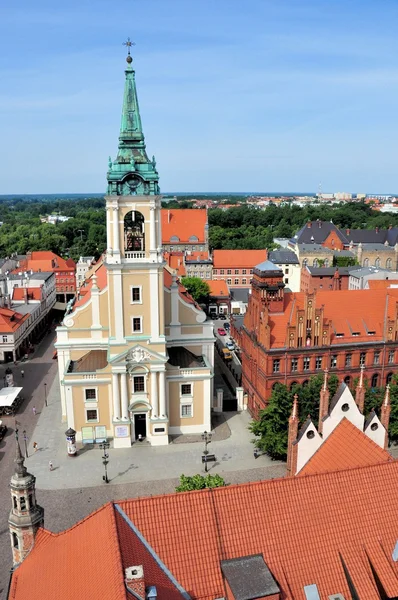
[{"x1": 107, "y1": 40, "x2": 159, "y2": 196}]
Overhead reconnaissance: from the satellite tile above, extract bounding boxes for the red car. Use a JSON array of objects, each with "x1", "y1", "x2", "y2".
[{"x1": 217, "y1": 328, "x2": 227, "y2": 336}]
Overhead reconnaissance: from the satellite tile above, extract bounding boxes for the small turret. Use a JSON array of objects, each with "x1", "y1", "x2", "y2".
[
  {"x1": 355, "y1": 365, "x2": 365, "y2": 413},
  {"x1": 286, "y1": 394, "x2": 299, "y2": 477},
  {"x1": 380, "y1": 384, "x2": 391, "y2": 449},
  {"x1": 9, "y1": 435, "x2": 44, "y2": 566},
  {"x1": 318, "y1": 369, "x2": 330, "y2": 434}
]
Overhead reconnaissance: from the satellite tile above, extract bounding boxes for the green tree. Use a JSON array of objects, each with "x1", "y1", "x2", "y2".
[
  {"x1": 175, "y1": 474, "x2": 226, "y2": 492},
  {"x1": 181, "y1": 277, "x2": 210, "y2": 303},
  {"x1": 250, "y1": 374, "x2": 339, "y2": 460}
]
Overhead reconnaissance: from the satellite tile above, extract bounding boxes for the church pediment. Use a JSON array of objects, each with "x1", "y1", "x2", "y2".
[{"x1": 110, "y1": 344, "x2": 167, "y2": 368}]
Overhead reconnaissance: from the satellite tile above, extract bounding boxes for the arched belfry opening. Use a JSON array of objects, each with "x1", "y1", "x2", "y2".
[{"x1": 124, "y1": 211, "x2": 145, "y2": 252}]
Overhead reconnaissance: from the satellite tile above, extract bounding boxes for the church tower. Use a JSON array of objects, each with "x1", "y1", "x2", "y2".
[
  {"x1": 9, "y1": 436, "x2": 44, "y2": 565},
  {"x1": 105, "y1": 40, "x2": 168, "y2": 446}
]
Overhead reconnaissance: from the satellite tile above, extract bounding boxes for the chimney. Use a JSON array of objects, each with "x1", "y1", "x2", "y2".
[
  {"x1": 346, "y1": 228, "x2": 350, "y2": 236},
  {"x1": 318, "y1": 370, "x2": 329, "y2": 434},
  {"x1": 24, "y1": 287, "x2": 28, "y2": 304},
  {"x1": 376, "y1": 227, "x2": 379, "y2": 234},
  {"x1": 307, "y1": 221, "x2": 312, "y2": 228},
  {"x1": 380, "y1": 385, "x2": 391, "y2": 449},
  {"x1": 286, "y1": 394, "x2": 299, "y2": 477},
  {"x1": 318, "y1": 219, "x2": 321, "y2": 228},
  {"x1": 389, "y1": 224, "x2": 393, "y2": 230},
  {"x1": 125, "y1": 565, "x2": 145, "y2": 599},
  {"x1": 355, "y1": 365, "x2": 365, "y2": 413}
]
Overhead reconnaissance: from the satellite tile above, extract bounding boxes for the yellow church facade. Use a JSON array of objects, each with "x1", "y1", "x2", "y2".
[{"x1": 55, "y1": 51, "x2": 215, "y2": 447}]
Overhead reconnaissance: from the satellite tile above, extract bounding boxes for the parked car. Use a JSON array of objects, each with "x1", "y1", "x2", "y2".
[
  {"x1": 226, "y1": 341, "x2": 235, "y2": 351},
  {"x1": 217, "y1": 328, "x2": 227, "y2": 336},
  {"x1": 224, "y1": 322, "x2": 230, "y2": 330},
  {"x1": 0, "y1": 421, "x2": 7, "y2": 442},
  {"x1": 222, "y1": 348, "x2": 233, "y2": 361},
  {"x1": 218, "y1": 314, "x2": 226, "y2": 320}
]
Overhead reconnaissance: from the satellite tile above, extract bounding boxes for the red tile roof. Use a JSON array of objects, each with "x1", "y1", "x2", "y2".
[
  {"x1": 10, "y1": 460, "x2": 398, "y2": 599},
  {"x1": 299, "y1": 418, "x2": 392, "y2": 476},
  {"x1": 9, "y1": 504, "x2": 128, "y2": 600},
  {"x1": 185, "y1": 251, "x2": 210, "y2": 262},
  {"x1": 268, "y1": 288, "x2": 398, "y2": 348},
  {"x1": 16, "y1": 251, "x2": 75, "y2": 274},
  {"x1": 213, "y1": 249, "x2": 267, "y2": 268},
  {"x1": 207, "y1": 279, "x2": 229, "y2": 297},
  {"x1": 0, "y1": 308, "x2": 29, "y2": 333},
  {"x1": 367, "y1": 279, "x2": 398, "y2": 289},
  {"x1": 74, "y1": 264, "x2": 107, "y2": 309},
  {"x1": 161, "y1": 209, "x2": 207, "y2": 244},
  {"x1": 118, "y1": 462, "x2": 398, "y2": 599},
  {"x1": 12, "y1": 287, "x2": 42, "y2": 301},
  {"x1": 164, "y1": 252, "x2": 186, "y2": 277}
]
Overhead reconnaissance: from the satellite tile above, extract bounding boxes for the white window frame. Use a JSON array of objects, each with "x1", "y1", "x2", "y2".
[
  {"x1": 84, "y1": 387, "x2": 98, "y2": 402},
  {"x1": 180, "y1": 383, "x2": 193, "y2": 398},
  {"x1": 133, "y1": 374, "x2": 146, "y2": 394},
  {"x1": 180, "y1": 403, "x2": 193, "y2": 418},
  {"x1": 131, "y1": 316, "x2": 143, "y2": 334},
  {"x1": 86, "y1": 407, "x2": 99, "y2": 423},
  {"x1": 130, "y1": 285, "x2": 142, "y2": 304}
]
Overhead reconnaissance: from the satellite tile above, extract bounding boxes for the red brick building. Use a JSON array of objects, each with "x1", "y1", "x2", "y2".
[
  {"x1": 212, "y1": 249, "x2": 267, "y2": 288},
  {"x1": 236, "y1": 259, "x2": 398, "y2": 417},
  {"x1": 300, "y1": 265, "x2": 356, "y2": 292},
  {"x1": 16, "y1": 251, "x2": 76, "y2": 305}
]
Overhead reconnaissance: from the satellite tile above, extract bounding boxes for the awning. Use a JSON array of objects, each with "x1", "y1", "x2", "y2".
[{"x1": 0, "y1": 387, "x2": 23, "y2": 407}]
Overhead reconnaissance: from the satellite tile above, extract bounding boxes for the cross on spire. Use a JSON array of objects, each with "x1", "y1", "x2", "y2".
[{"x1": 123, "y1": 37, "x2": 136, "y2": 56}]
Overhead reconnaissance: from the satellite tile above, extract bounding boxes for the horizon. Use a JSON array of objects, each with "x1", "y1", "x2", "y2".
[{"x1": 1, "y1": 0, "x2": 398, "y2": 194}]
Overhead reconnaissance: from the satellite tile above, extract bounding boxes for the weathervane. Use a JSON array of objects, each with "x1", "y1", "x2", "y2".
[{"x1": 123, "y1": 37, "x2": 136, "y2": 56}]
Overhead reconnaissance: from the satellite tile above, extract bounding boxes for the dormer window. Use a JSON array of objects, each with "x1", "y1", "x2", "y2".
[
  {"x1": 336, "y1": 333, "x2": 344, "y2": 338},
  {"x1": 189, "y1": 235, "x2": 198, "y2": 242},
  {"x1": 170, "y1": 236, "x2": 180, "y2": 243}
]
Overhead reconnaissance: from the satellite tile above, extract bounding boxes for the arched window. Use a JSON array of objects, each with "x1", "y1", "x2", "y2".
[
  {"x1": 371, "y1": 373, "x2": 379, "y2": 388},
  {"x1": 13, "y1": 496, "x2": 17, "y2": 509},
  {"x1": 324, "y1": 259, "x2": 329, "y2": 267},
  {"x1": 290, "y1": 381, "x2": 298, "y2": 390},
  {"x1": 12, "y1": 532, "x2": 18, "y2": 548},
  {"x1": 170, "y1": 236, "x2": 180, "y2": 243},
  {"x1": 363, "y1": 258, "x2": 369, "y2": 267},
  {"x1": 124, "y1": 211, "x2": 145, "y2": 252},
  {"x1": 272, "y1": 382, "x2": 279, "y2": 391},
  {"x1": 344, "y1": 376, "x2": 351, "y2": 386},
  {"x1": 386, "y1": 258, "x2": 392, "y2": 269},
  {"x1": 302, "y1": 380, "x2": 309, "y2": 387},
  {"x1": 386, "y1": 372, "x2": 394, "y2": 385},
  {"x1": 313, "y1": 259, "x2": 319, "y2": 267},
  {"x1": 189, "y1": 235, "x2": 198, "y2": 243},
  {"x1": 375, "y1": 258, "x2": 381, "y2": 268},
  {"x1": 303, "y1": 258, "x2": 308, "y2": 267}
]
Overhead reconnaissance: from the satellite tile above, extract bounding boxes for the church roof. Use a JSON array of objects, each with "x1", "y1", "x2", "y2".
[
  {"x1": 10, "y1": 460, "x2": 398, "y2": 599},
  {"x1": 299, "y1": 417, "x2": 392, "y2": 476}
]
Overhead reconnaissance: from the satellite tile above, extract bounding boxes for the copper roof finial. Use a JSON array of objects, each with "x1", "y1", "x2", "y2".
[{"x1": 123, "y1": 37, "x2": 135, "y2": 64}]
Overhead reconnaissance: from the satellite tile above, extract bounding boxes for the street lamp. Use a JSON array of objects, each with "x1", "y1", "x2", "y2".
[
  {"x1": 99, "y1": 441, "x2": 110, "y2": 483},
  {"x1": 201, "y1": 430, "x2": 212, "y2": 473},
  {"x1": 44, "y1": 382, "x2": 47, "y2": 407},
  {"x1": 23, "y1": 429, "x2": 28, "y2": 458}
]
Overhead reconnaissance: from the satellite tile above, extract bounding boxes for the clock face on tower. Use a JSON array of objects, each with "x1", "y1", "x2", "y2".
[{"x1": 121, "y1": 175, "x2": 146, "y2": 196}]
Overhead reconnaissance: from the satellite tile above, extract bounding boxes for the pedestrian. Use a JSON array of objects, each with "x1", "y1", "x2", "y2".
[
  {"x1": 49, "y1": 461, "x2": 53, "y2": 471},
  {"x1": 32, "y1": 406, "x2": 36, "y2": 416},
  {"x1": 21, "y1": 370, "x2": 24, "y2": 378},
  {"x1": 33, "y1": 442, "x2": 38, "y2": 452}
]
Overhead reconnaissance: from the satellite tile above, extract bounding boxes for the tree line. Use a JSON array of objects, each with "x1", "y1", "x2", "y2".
[
  {"x1": 208, "y1": 203, "x2": 398, "y2": 250},
  {"x1": 0, "y1": 197, "x2": 106, "y2": 261}
]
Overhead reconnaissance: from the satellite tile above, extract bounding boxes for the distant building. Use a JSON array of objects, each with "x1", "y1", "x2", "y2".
[
  {"x1": 268, "y1": 249, "x2": 301, "y2": 292},
  {"x1": 184, "y1": 251, "x2": 212, "y2": 280},
  {"x1": 213, "y1": 249, "x2": 267, "y2": 288},
  {"x1": 207, "y1": 279, "x2": 230, "y2": 315},
  {"x1": 76, "y1": 256, "x2": 95, "y2": 288},
  {"x1": 14, "y1": 251, "x2": 76, "y2": 308},
  {"x1": 300, "y1": 266, "x2": 357, "y2": 293},
  {"x1": 348, "y1": 266, "x2": 398, "y2": 290},
  {"x1": 161, "y1": 209, "x2": 208, "y2": 253}
]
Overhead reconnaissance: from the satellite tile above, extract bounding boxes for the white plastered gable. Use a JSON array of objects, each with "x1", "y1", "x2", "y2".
[
  {"x1": 109, "y1": 344, "x2": 167, "y2": 367},
  {"x1": 364, "y1": 412, "x2": 386, "y2": 448},
  {"x1": 296, "y1": 419, "x2": 322, "y2": 474},
  {"x1": 322, "y1": 384, "x2": 364, "y2": 440}
]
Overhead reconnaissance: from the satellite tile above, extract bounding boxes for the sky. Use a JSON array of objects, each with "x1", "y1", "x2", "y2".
[{"x1": 1, "y1": 0, "x2": 398, "y2": 194}]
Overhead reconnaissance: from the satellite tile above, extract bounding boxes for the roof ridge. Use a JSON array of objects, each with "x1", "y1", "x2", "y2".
[
  {"x1": 109, "y1": 502, "x2": 129, "y2": 600},
  {"x1": 49, "y1": 501, "x2": 114, "y2": 537}
]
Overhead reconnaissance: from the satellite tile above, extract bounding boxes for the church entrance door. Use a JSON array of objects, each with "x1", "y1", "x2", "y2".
[{"x1": 134, "y1": 413, "x2": 147, "y2": 440}]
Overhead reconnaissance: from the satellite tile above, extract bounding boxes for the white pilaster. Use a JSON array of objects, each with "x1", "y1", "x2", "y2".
[
  {"x1": 113, "y1": 206, "x2": 120, "y2": 253},
  {"x1": 150, "y1": 205, "x2": 156, "y2": 257},
  {"x1": 170, "y1": 275, "x2": 180, "y2": 327},
  {"x1": 112, "y1": 373, "x2": 121, "y2": 420},
  {"x1": 65, "y1": 385, "x2": 75, "y2": 429},
  {"x1": 159, "y1": 370, "x2": 166, "y2": 417},
  {"x1": 121, "y1": 372, "x2": 129, "y2": 420},
  {"x1": 106, "y1": 206, "x2": 112, "y2": 252},
  {"x1": 151, "y1": 370, "x2": 158, "y2": 417},
  {"x1": 150, "y1": 268, "x2": 160, "y2": 341},
  {"x1": 91, "y1": 275, "x2": 101, "y2": 330},
  {"x1": 112, "y1": 270, "x2": 124, "y2": 341}
]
